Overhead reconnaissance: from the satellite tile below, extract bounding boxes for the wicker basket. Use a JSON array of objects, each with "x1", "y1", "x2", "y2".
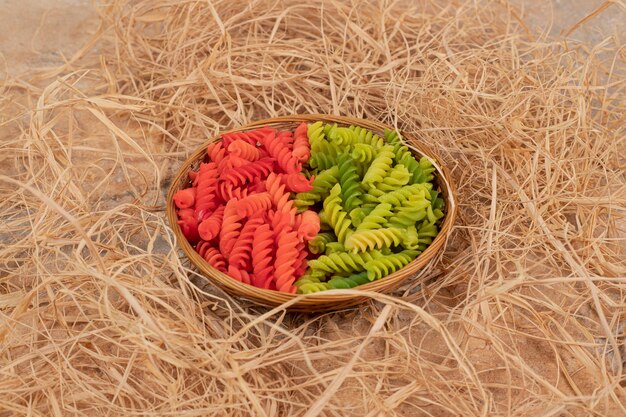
[{"x1": 166, "y1": 115, "x2": 457, "y2": 312}]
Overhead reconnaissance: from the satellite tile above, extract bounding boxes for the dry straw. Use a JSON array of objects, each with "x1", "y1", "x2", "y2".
[
  {"x1": 1, "y1": 0, "x2": 625, "y2": 416},
  {"x1": 166, "y1": 114, "x2": 457, "y2": 311}
]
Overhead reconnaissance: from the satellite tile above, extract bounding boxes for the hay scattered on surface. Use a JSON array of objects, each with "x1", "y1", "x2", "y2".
[{"x1": 1, "y1": 0, "x2": 625, "y2": 415}]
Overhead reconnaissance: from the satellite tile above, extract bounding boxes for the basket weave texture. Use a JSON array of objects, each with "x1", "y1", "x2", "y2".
[{"x1": 166, "y1": 115, "x2": 457, "y2": 311}]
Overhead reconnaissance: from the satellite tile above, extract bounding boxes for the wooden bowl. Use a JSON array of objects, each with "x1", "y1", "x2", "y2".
[{"x1": 166, "y1": 115, "x2": 457, "y2": 312}]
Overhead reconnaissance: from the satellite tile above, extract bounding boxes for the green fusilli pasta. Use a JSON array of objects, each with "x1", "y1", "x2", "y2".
[
  {"x1": 377, "y1": 183, "x2": 431, "y2": 206},
  {"x1": 324, "y1": 242, "x2": 346, "y2": 254},
  {"x1": 362, "y1": 145, "x2": 394, "y2": 187},
  {"x1": 292, "y1": 121, "x2": 444, "y2": 294},
  {"x1": 351, "y1": 143, "x2": 377, "y2": 163},
  {"x1": 307, "y1": 250, "x2": 382, "y2": 275},
  {"x1": 349, "y1": 125, "x2": 386, "y2": 148},
  {"x1": 372, "y1": 163, "x2": 410, "y2": 192},
  {"x1": 364, "y1": 250, "x2": 419, "y2": 281},
  {"x1": 308, "y1": 232, "x2": 336, "y2": 254},
  {"x1": 323, "y1": 184, "x2": 354, "y2": 243},
  {"x1": 337, "y1": 153, "x2": 363, "y2": 212},
  {"x1": 344, "y1": 227, "x2": 404, "y2": 253},
  {"x1": 356, "y1": 203, "x2": 393, "y2": 231},
  {"x1": 386, "y1": 195, "x2": 431, "y2": 228},
  {"x1": 293, "y1": 166, "x2": 339, "y2": 211},
  {"x1": 327, "y1": 271, "x2": 370, "y2": 289}
]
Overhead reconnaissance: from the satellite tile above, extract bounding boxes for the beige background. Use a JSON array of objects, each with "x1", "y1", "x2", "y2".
[{"x1": 1, "y1": 0, "x2": 624, "y2": 76}]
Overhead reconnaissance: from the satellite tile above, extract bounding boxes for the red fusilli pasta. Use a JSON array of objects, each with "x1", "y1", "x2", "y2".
[
  {"x1": 273, "y1": 229, "x2": 299, "y2": 293},
  {"x1": 221, "y1": 126, "x2": 275, "y2": 148},
  {"x1": 196, "y1": 241, "x2": 227, "y2": 272},
  {"x1": 251, "y1": 223, "x2": 274, "y2": 289},
  {"x1": 228, "y1": 140, "x2": 263, "y2": 161},
  {"x1": 236, "y1": 192, "x2": 272, "y2": 218},
  {"x1": 227, "y1": 264, "x2": 252, "y2": 284},
  {"x1": 216, "y1": 182, "x2": 249, "y2": 201},
  {"x1": 173, "y1": 187, "x2": 196, "y2": 209},
  {"x1": 279, "y1": 172, "x2": 314, "y2": 193},
  {"x1": 207, "y1": 142, "x2": 226, "y2": 164},
  {"x1": 230, "y1": 216, "x2": 264, "y2": 270},
  {"x1": 220, "y1": 157, "x2": 275, "y2": 187},
  {"x1": 292, "y1": 122, "x2": 310, "y2": 162},
  {"x1": 259, "y1": 132, "x2": 300, "y2": 174},
  {"x1": 194, "y1": 162, "x2": 219, "y2": 221},
  {"x1": 198, "y1": 205, "x2": 225, "y2": 241},
  {"x1": 177, "y1": 209, "x2": 200, "y2": 243},
  {"x1": 296, "y1": 210, "x2": 321, "y2": 241},
  {"x1": 219, "y1": 200, "x2": 243, "y2": 258}
]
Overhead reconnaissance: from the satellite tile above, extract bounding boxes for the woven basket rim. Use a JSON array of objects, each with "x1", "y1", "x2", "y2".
[{"x1": 166, "y1": 114, "x2": 457, "y2": 312}]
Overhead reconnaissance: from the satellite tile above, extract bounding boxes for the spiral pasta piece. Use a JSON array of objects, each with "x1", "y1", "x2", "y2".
[
  {"x1": 383, "y1": 128, "x2": 426, "y2": 185},
  {"x1": 280, "y1": 172, "x2": 313, "y2": 193},
  {"x1": 416, "y1": 220, "x2": 439, "y2": 251},
  {"x1": 177, "y1": 209, "x2": 200, "y2": 243},
  {"x1": 268, "y1": 210, "x2": 293, "y2": 232},
  {"x1": 327, "y1": 126, "x2": 359, "y2": 146},
  {"x1": 294, "y1": 274, "x2": 323, "y2": 286},
  {"x1": 351, "y1": 143, "x2": 376, "y2": 163},
  {"x1": 337, "y1": 153, "x2": 363, "y2": 212},
  {"x1": 372, "y1": 164, "x2": 410, "y2": 192},
  {"x1": 251, "y1": 223, "x2": 274, "y2": 289},
  {"x1": 308, "y1": 232, "x2": 336, "y2": 254},
  {"x1": 298, "y1": 281, "x2": 331, "y2": 294},
  {"x1": 194, "y1": 162, "x2": 219, "y2": 221},
  {"x1": 402, "y1": 225, "x2": 420, "y2": 250},
  {"x1": 188, "y1": 170, "x2": 199, "y2": 187},
  {"x1": 207, "y1": 141, "x2": 226, "y2": 164},
  {"x1": 221, "y1": 157, "x2": 274, "y2": 187},
  {"x1": 196, "y1": 242, "x2": 227, "y2": 272},
  {"x1": 266, "y1": 173, "x2": 298, "y2": 225},
  {"x1": 216, "y1": 182, "x2": 250, "y2": 201},
  {"x1": 173, "y1": 188, "x2": 196, "y2": 209},
  {"x1": 292, "y1": 122, "x2": 311, "y2": 162},
  {"x1": 260, "y1": 132, "x2": 300, "y2": 174},
  {"x1": 273, "y1": 229, "x2": 299, "y2": 293},
  {"x1": 228, "y1": 140, "x2": 263, "y2": 161},
  {"x1": 222, "y1": 126, "x2": 275, "y2": 148},
  {"x1": 377, "y1": 183, "x2": 431, "y2": 206},
  {"x1": 356, "y1": 203, "x2": 393, "y2": 231},
  {"x1": 307, "y1": 121, "x2": 326, "y2": 147},
  {"x1": 219, "y1": 200, "x2": 243, "y2": 258},
  {"x1": 293, "y1": 166, "x2": 339, "y2": 211},
  {"x1": 324, "y1": 242, "x2": 345, "y2": 254},
  {"x1": 414, "y1": 157, "x2": 436, "y2": 184},
  {"x1": 297, "y1": 210, "x2": 321, "y2": 241},
  {"x1": 276, "y1": 130, "x2": 294, "y2": 150},
  {"x1": 349, "y1": 125, "x2": 385, "y2": 148},
  {"x1": 217, "y1": 155, "x2": 248, "y2": 172},
  {"x1": 296, "y1": 268, "x2": 327, "y2": 283},
  {"x1": 229, "y1": 216, "x2": 264, "y2": 270},
  {"x1": 294, "y1": 241, "x2": 308, "y2": 277},
  {"x1": 198, "y1": 205, "x2": 225, "y2": 241},
  {"x1": 235, "y1": 192, "x2": 272, "y2": 218},
  {"x1": 228, "y1": 264, "x2": 252, "y2": 284},
  {"x1": 323, "y1": 184, "x2": 354, "y2": 244},
  {"x1": 386, "y1": 195, "x2": 430, "y2": 228},
  {"x1": 364, "y1": 250, "x2": 419, "y2": 281},
  {"x1": 362, "y1": 145, "x2": 394, "y2": 187},
  {"x1": 309, "y1": 151, "x2": 339, "y2": 171},
  {"x1": 349, "y1": 207, "x2": 373, "y2": 228},
  {"x1": 308, "y1": 122, "x2": 341, "y2": 170},
  {"x1": 228, "y1": 216, "x2": 263, "y2": 270},
  {"x1": 306, "y1": 250, "x2": 381, "y2": 275},
  {"x1": 327, "y1": 271, "x2": 370, "y2": 289},
  {"x1": 344, "y1": 227, "x2": 404, "y2": 253}
]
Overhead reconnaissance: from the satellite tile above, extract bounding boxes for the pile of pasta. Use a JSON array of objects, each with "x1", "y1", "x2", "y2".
[{"x1": 173, "y1": 122, "x2": 444, "y2": 294}]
